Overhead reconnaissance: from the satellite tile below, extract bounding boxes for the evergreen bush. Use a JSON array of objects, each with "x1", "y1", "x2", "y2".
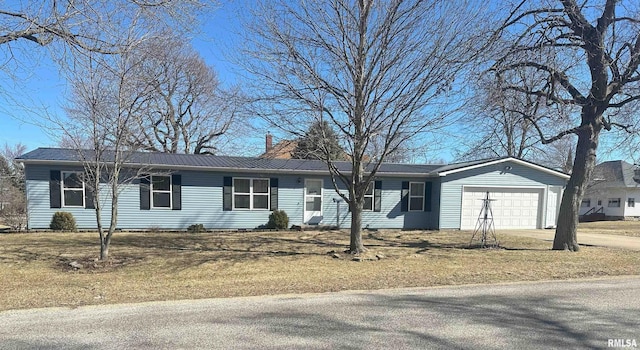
[
  {"x1": 266, "y1": 210, "x2": 289, "y2": 230},
  {"x1": 49, "y1": 211, "x2": 77, "y2": 231},
  {"x1": 187, "y1": 223, "x2": 206, "y2": 233}
]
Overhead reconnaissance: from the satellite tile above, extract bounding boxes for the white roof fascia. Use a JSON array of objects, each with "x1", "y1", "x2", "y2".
[{"x1": 437, "y1": 157, "x2": 571, "y2": 179}]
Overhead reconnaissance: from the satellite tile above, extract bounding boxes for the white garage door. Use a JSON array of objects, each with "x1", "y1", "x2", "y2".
[{"x1": 461, "y1": 187, "x2": 542, "y2": 229}]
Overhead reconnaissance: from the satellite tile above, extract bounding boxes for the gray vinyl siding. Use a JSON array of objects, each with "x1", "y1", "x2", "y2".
[
  {"x1": 25, "y1": 164, "x2": 439, "y2": 230},
  {"x1": 317, "y1": 177, "x2": 439, "y2": 230},
  {"x1": 364, "y1": 178, "x2": 439, "y2": 229},
  {"x1": 438, "y1": 160, "x2": 567, "y2": 229},
  {"x1": 26, "y1": 164, "x2": 107, "y2": 229}
]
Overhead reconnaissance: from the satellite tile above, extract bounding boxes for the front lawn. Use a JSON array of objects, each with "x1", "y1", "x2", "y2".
[
  {"x1": 579, "y1": 220, "x2": 640, "y2": 237},
  {"x1": 1, "y1": 229, "x2": 639, "y2": 311}
]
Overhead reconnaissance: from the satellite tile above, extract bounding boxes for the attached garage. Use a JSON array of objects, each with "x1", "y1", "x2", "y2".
[
  {"x1": 437, "y1": 158, "x2": 569, "y2": 230},
  {"x1": 460, "y1": 187, "x2": 543, "y2": 229}
]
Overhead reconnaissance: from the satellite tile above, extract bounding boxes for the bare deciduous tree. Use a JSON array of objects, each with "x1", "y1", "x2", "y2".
[
  {"x1": 459, "y1": 71, "x2": 548, "y2": 160},
  {"x1": 0, "y1": 185, "x2": 26, "y2": 231},
  {"x1": 535, "y1": 137, "x2": 575, "y2": 174},
  {"x1": 493, "y1": 0, "x2": 640, "y2": 251},
  {"x1": 242, "y1": 0, "x2": 488, "y2": 253},
  {"x1": 0, "y1": 1, "x2": 204, "y2": 53},
  {"x1": 1, "y1": 143, "x2": 27, "y2": 187},
  {"x1": 128, "y1": 35, "x2": 240, "y2": 155},
  {"x1": 459, "y1": 70, "x2": 576, "y2": 172},
  {"x1": 0, "y1": 143, "x2": 27, "y2": 231},
  {"x1": 63, "y1": 48, "x2": 153, "y2": 260},
  {"x1": 0, "y1": 1, "x2": 210, "y2": 130},
  {"x1": 10, "y1": 0, "x2": 210, "y2": 259}
]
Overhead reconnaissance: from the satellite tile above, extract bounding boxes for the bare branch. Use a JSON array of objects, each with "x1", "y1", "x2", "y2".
[
  {"x1": 497, "y1": 61, "x2": 588, "y2": 104},
  {"x1": 241, "y1": 0, "x2": 489, "y2": 252},
  {"x1": 491, "y1": 0, "x2": 640, "y2": 250},
  {"x1": 120, "y1": 34, "x2": 239, "y2": 155}
]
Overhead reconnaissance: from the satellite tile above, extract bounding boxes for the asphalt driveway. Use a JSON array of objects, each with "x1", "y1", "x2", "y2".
[{"x1": 502, "y1": 229, "x2": 640, "y2": 250}]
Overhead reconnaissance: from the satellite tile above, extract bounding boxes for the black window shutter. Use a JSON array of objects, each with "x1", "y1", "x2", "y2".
[
  {"x1": 140, "y1": 175, "x2": 150, "y2": 210},
  {"x1": 50, "y1": 170, "x2": 62, "y2": 208},
  {"x1": 172, "y1": 174, "x2": 182, "y2": 210},
  {"x1": 270, "y1": 178, "x2": 278, "y2": 211},
  {"x1": 374, "y1": 180, "x2": 382, "y2": 212},
  {"x1": 401, "y1": 181, "x2": 409, "y2": 212},
  {"x1": 424, "y1": 181, "x2": 432, "y2": 212},
  {"x1": 223, "y1": 176, "x2": 232, "y2": 211}
]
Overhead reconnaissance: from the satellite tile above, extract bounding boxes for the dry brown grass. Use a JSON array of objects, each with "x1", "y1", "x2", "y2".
[
  {"x1": 1, "y1": 229, "x2": 639, "y2": 311},
  {"x1": 579, "y1": 220, "x2": 640, "y2": 237}
]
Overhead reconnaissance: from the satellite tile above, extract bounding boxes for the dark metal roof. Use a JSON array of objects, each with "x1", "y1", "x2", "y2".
[
  {"x1": 17, "y1": 147, "x2": 571, "y2": 179},
  {"x1": 592, "y1": 160, "x2": 640, "y2": 188},
  {"x1": 17, "y1": 148, "x2": 443, "y2": 176},
  {"x1": 424, "y1": 158, "x2": 491, "y2": 173}
]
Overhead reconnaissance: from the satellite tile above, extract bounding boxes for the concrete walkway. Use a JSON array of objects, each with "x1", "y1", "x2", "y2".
[{"x1": 502, "y1": 229, "x2": 640, "y2": 250}]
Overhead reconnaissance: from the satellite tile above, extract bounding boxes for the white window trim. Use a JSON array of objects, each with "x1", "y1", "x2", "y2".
[
  {"x1": 408, "y1": 182, "x2": 424, "y2": 212},
  {"x1": 608, "y1": 198, "x2": 621, "y2": 208},
  {"x1": 628, "y1": 198, "x2": 635, "y2": 208},
  {"x1": 61, "y1": 171, "x2": 85, "y2": 208},
  {"x1": 151, "y1": 175, "x2": 172, "y2": 209},
  {"x1": 233, "y1": 177, "x2": 270, "y2": 210},
  {"x1": 581, "y1": 199, "x2": 591, "y2": 207}
]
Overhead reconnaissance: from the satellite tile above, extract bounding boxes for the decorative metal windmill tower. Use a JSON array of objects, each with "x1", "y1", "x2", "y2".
[{"x1": 470, "y1": 191, "x2": 499, "y2": 248}]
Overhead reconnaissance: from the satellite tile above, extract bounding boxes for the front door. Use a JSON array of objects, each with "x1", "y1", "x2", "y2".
[{"x1": 304, "y1": 179, "x2": 323, "y2": 224}]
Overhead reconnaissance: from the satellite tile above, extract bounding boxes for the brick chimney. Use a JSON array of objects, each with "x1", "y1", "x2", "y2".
[{"x1": 265, "y1": 133, "x2": 273, "y2": 152}]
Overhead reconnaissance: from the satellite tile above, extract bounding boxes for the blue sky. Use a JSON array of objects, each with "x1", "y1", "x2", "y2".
[
  {"x1": 0, "y1": 1, "x2": 267, "y2": 154},
  {"x1": 0, "y1": 1, "x2": 633, "y2": 163}
]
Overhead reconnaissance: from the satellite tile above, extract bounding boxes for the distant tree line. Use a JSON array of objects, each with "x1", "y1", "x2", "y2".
[{"x1": 0, "y1": 143, "x2": 27, "y2": 231}]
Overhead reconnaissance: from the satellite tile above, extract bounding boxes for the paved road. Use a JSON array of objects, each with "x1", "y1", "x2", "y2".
[
  {"x1": 1, "y1": 277, "x2": 639, "y2": 349},
  {"x1": 502, "y1": 229, "x2": 640, "y2": 250}
]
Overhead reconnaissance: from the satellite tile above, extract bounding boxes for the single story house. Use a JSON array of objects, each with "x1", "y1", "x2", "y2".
[
  {"x1": 18, "y1": 148, "x2": 569, "y2": 231},
  {"x1": 579, "y1": 160, "x2": 640, "y2": 220}
]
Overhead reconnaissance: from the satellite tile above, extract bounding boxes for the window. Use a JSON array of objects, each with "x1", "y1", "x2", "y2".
[
  {"x1": 253, "y1": 179, "x2": 270, "y2": 209},
  {"x1": 62, "y1": 172, "x2": 84, "y2": 207},
  {"x1": 409, "y1": 182, "x2": 424, "y2": 211},
  {"x1": 363, "y1": 184, "x2": 374, "y2": 211},
  {"x1": 581, "y1": 199, "x2": 591, "y2": 207},
  {"x1": 628, "y1": 198, "x2": 635, "y2": 208},
  {"x1": 233, "y1": 178, "x2": 270, "y2": 210},
  {"x1": 597, "y1": 199, "x2": 602, "y2": 206},
  {"x1": 608, "y1": 198, "x2": 621, "y2": 208},
  {"x1": 151, "y1": 175, "x2": 172, "y2": 208}
]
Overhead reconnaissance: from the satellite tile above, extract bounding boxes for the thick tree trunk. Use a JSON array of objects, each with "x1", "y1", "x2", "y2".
[
  {"x1": 343, "y1": 0, "x2": 369, "y2": 255},
  {"x1": 349, "y1": 200, "x2": 366, "y2": 254},
  {"x1": 553, "y1": 113, "x2": 602, "y2": 251}
]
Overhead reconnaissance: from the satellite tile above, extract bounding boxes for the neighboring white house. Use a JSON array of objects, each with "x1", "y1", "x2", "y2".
[{"x1": 579, "y1": 160, "x2": 640, "y2": 220}]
